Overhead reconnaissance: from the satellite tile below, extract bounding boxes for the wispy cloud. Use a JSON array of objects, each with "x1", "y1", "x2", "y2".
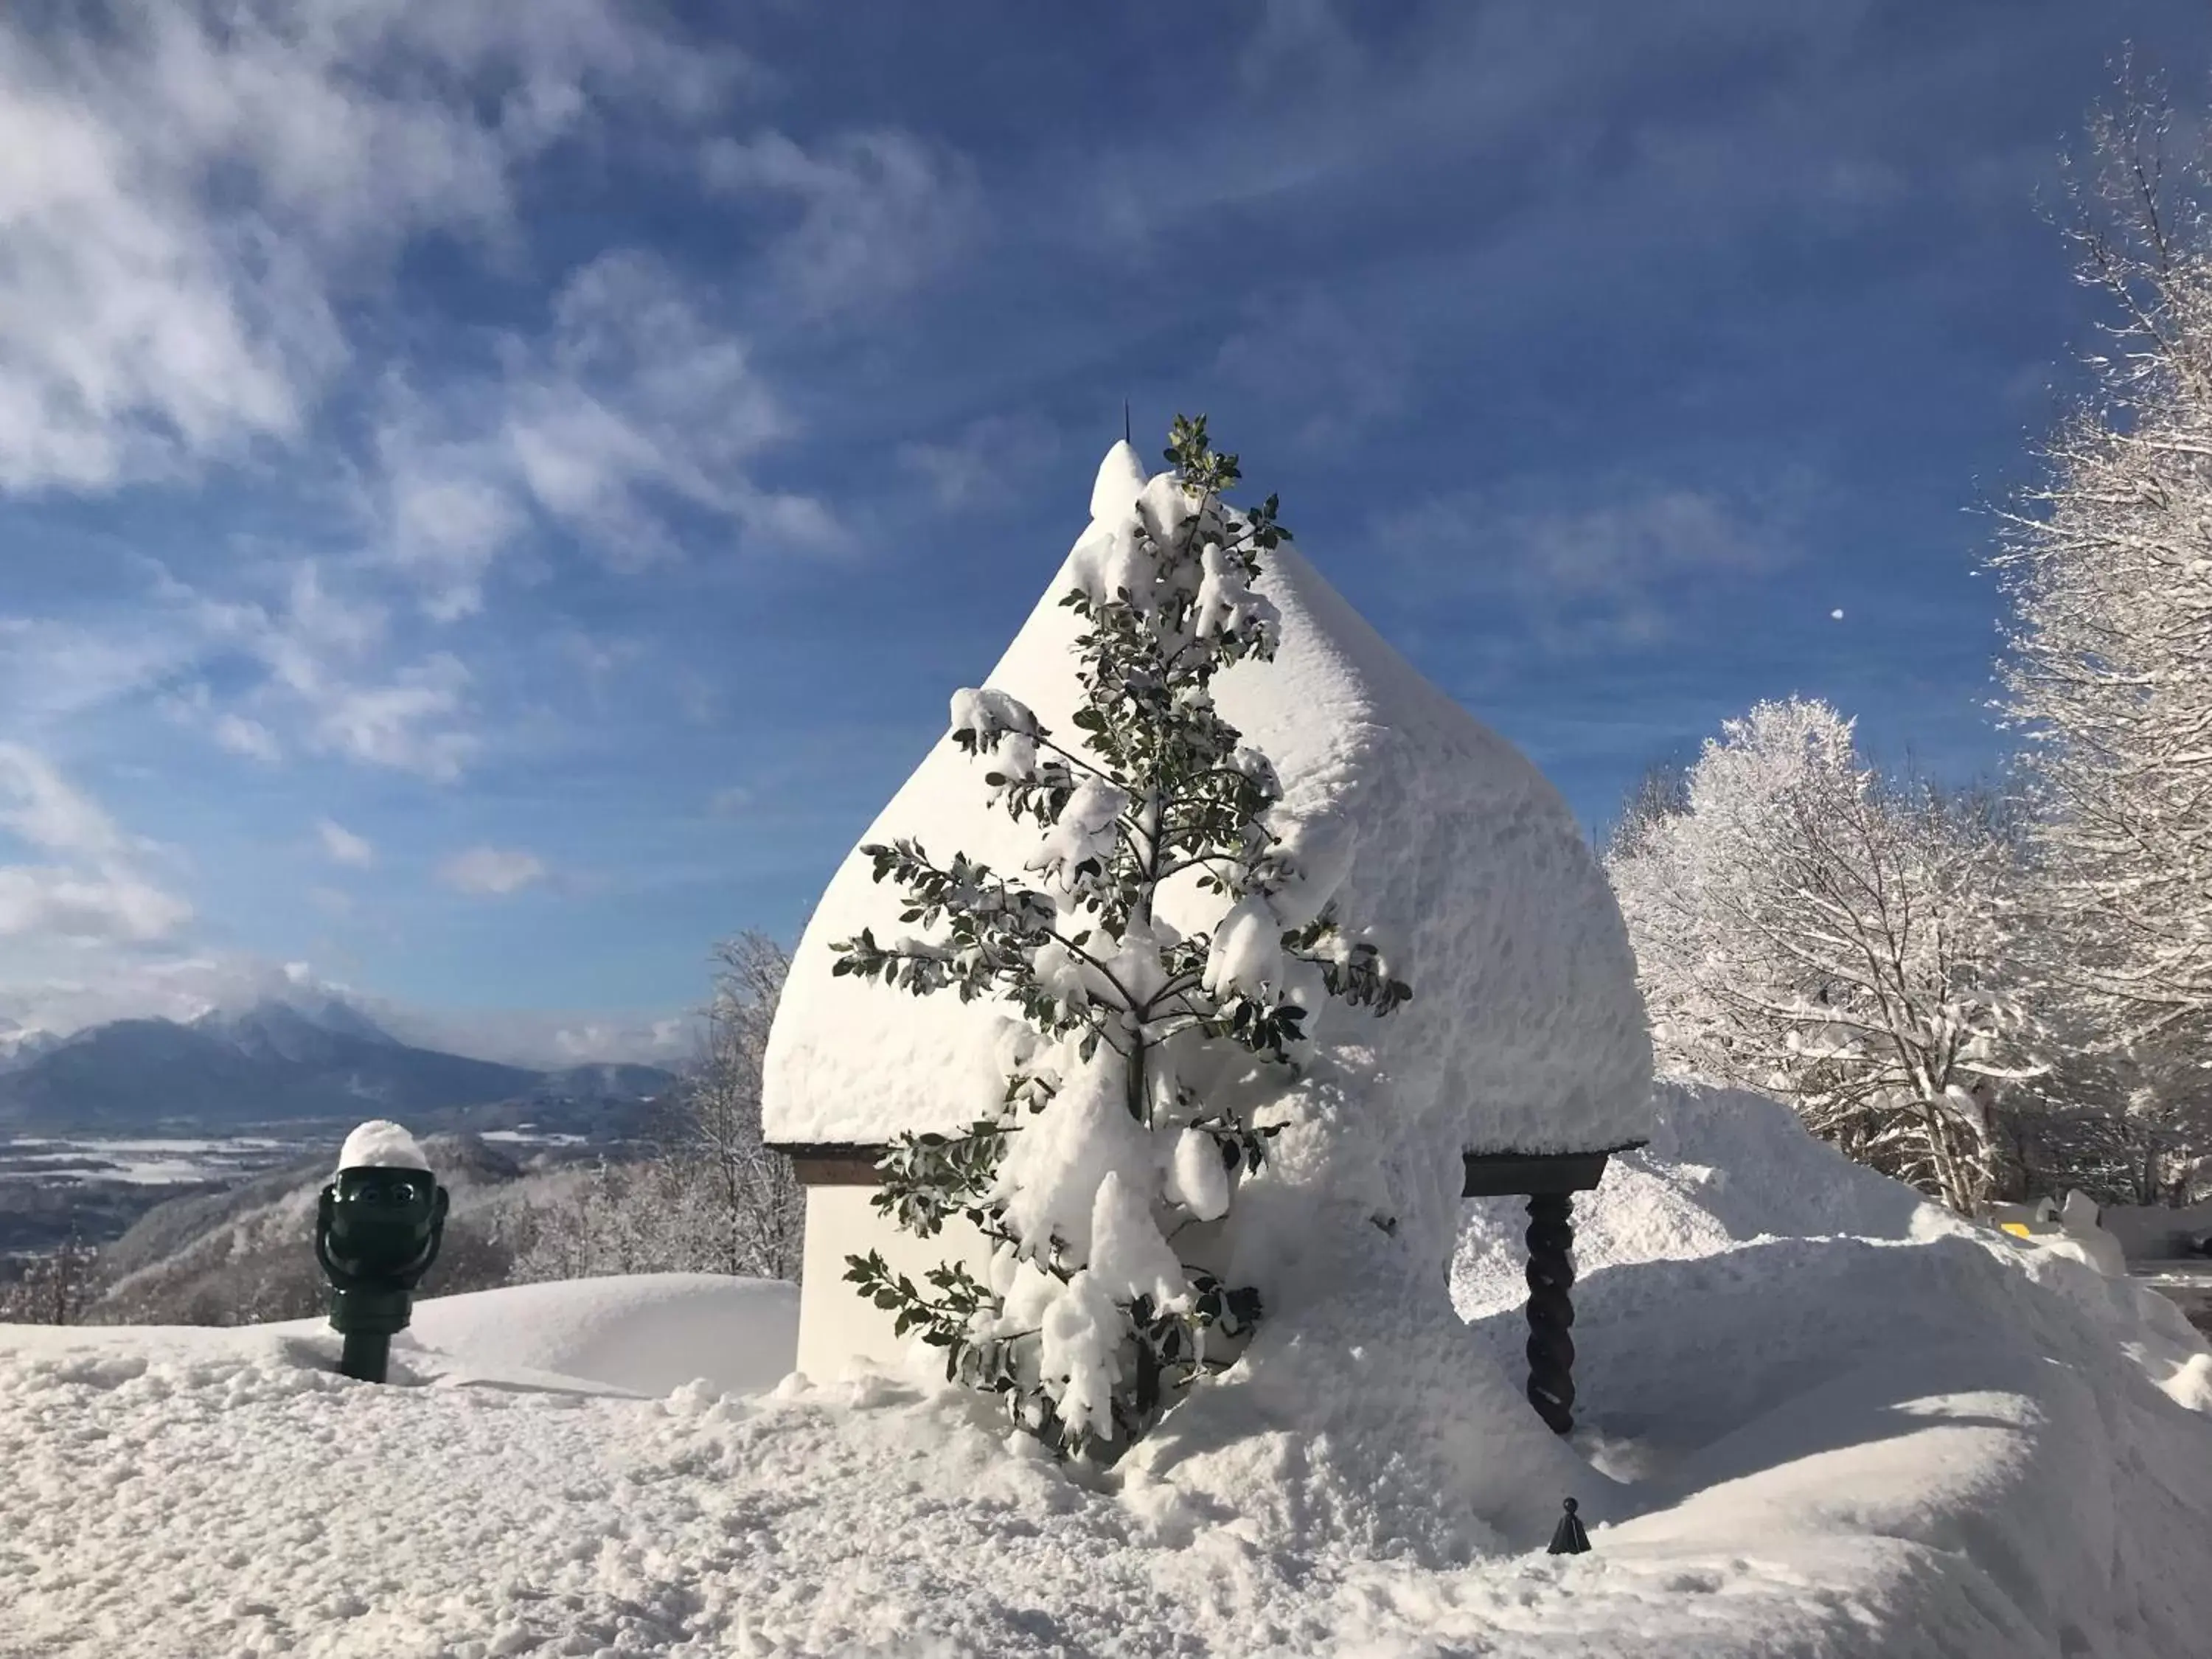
[
  {"x1": 0, "y1": 1, "x2": 742, "y2": 496},
  {"x1": 701, "y1": 128, "x2": 981, "y2": 316},
  {"x1": 368, "y1": 250, "x2": 846, "y2": 622},
  {"x1": 375, "y1": 435, "x2": 532, "y2": 624},
  {"x1": 212, "y1": 713, "x2": 282, "y2": 765},
  {"x1": 897, "y1": 413, "x2": 1062, "y2": 511},
  {"x1": 0, "y1": 744, "x2": 192, "y2": 944},
  {"x1": 371, "y1": 1002, "x2": 698, "y2": 1069},
  {"x1": 166, "y1": 561, "x2": 481, "y2": 782},
  {"x1": 1214, "y1": 288, "x2": 1408, "y2": 450},
  {"x1": 1, "y1": 615, "x2": 204, "y2": 731},
  {"x1": 0, "y1": 947, "x2": 692, "y2": 1066},
  {"x1": 439, "y1": 845, "x2": 549, "y2": 896},
  {"x1": 114, "y1": 245, "x2": 825, "y2": 784},
  {"x1": 504, "y1": 252, "x2": 832, "y2": 560},
  {"x1": 706, "y1": 785, "x2": 756, "y2": 818},
  {"x1": 316, "y1": 819, "x2": 376, "y2": 869},
  {"x1": 1373, "y1": 479, "x2": 1804, "y2": 655},
  {"x1": 305, "y1": 655, "x2": 479, "y2": 782}
]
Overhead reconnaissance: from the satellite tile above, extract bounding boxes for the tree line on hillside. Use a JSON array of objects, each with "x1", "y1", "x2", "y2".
[
  {"x1": 506, "y1": 933, "x2": 802, "y2": 1286},
  {"x1": 0, "y1": 933, "x2": 802, "y2": 1326},
  {"x1": 1607, "y1": 91, "x2": 2212, "y2": 1216}
]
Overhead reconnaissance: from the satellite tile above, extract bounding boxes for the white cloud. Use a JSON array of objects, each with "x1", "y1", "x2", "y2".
[
  {"x1": 556, "y1": 630, "x2": 644, "y2": 693},
  {"x1": 701, "y1": 128, "x2": 980, "y2": 316},
  {"x1": 212, "y1": 713, "x2": 282, "y2": 765},
  {"x1": 380, "y1": 456, "x2": 530, "y2": 623},
  {"x1": 364, "y1": 251, "x2": 846, "y2": 622},
  {"x1": 0, "y1": 744, "x2": 192, "y2": 945},
  {"x1": 0, "y1": 932, "x2": 695, "y2": 1067},
  {"x1": 549, "y1": 1017, "x2": 693, "y2": 1065},
  {"x1": 369, "y1": 1002, "x2": 698, "y2": 1069},
  {"x1": 1498, "y1": 490, "x2": 1782, "y2": 593},
  {"x1": 307, "y1": 885, "x2": 355, "y2": 919},
  {"x1": 508, "y1": 253, "x2": 801, "y2": 560},
  {"x1": 1214, "y1": 289, "x2": 1407, "y2": 448},
  {"x1": 0, "y1": 21, "x2": 838, "y2": 781},
  {"x1": 898, "y1": 413, "x2": 1063, "y2": 511},
  {"x1": 706, "y1": 785, "x2": 755, "y2": 818},
  {"x1": 0, "y1": 948, "x2": 294, "y2": 1041},
  {"x1": 316, "y1": 818, "x2": 376, "y2": 869},
  {"x1": 0, "y1": 615, "x2": 204, "y2": 730},
  {"x1": 1374, "y1": 481, "x2": 1803, "y2": 655},
  {"x1": 0, "y1": 742, "x2": 132, "y2": 862},
  {"x1": 439, "y1": 844, "x2": 549, "y2": 896},
  {"x1": 178, "y1": 561, "x2": 482, "y2": 781},
  {"x1": 0, "y1": 866, "x2": 191, "y2": 945},
  {"x1": 308, "y1": 655, "x2": 479, "y2": 782},
  {"x1": 0, "y1": 0, "x2": 742, "y2": 494}
]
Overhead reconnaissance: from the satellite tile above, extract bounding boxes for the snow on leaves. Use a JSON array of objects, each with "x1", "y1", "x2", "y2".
[{"x1": 833, "y1": 416, "x2": 1408, "y2": 1458}]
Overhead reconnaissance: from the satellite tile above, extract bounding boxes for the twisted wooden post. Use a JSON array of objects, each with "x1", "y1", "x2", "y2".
[{"x1": 1523, "y1": 1192, "x2": 1577, "y2": 1434}]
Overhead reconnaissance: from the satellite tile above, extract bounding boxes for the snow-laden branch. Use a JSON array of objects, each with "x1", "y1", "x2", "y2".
[{"x1": 1607, "y1": 697, "x2": 2045, "y2": 1213}]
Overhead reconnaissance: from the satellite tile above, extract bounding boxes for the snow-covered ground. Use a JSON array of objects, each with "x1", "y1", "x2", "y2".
[
  {"x1": 3, "y1": 1085, "x2": 2208, "y2": 1658},
  {"x1": 0, "y1": 1134, "x2": 304, "y2": 1186}
]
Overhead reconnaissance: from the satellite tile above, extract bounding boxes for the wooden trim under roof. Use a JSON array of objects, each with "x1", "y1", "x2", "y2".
[
  {"x1": 768, "y1": 1141, "x2": 1649, "y2": 1197},
  {"x1": 772, "y1": 1144, "x2": 888, "y2": 1186}
]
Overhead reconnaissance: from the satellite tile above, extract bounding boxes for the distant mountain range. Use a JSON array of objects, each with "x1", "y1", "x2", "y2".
[
  {"x1": 0, "y1": 999, "x2": 680, "y2": 1135},
  {"x1": 0, "y1": 1020, "x2": 63, "y2": 1074}
]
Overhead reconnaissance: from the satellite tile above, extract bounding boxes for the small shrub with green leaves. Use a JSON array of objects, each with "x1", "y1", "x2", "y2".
[{"x1": 834, "y1": 416, "x2": 1410, "y2": 1460}]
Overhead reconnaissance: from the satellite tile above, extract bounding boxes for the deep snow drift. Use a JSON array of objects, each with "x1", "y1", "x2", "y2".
[{"x1": 3, "y1": 1086, "x2": 2209, "y2": 1658}]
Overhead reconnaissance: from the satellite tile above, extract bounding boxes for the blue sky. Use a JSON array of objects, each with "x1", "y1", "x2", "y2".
[{"x1": 2, "y1": 0, "x2": 2208, "y2": 1062}]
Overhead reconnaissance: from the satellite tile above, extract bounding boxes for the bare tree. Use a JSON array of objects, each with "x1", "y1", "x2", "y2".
[
  {"x1": 1601, "y1": 757, "x2": 1693, "y2": 863},
  {"x1": 0, "y1": 1225, "x2": 100, "y2": 1325},
  {"x1": 509, "y1": 931, "x2": 804, "y2": 1284},
  {"x1": 672, "y1": 931, "x2": 804, "y2": 1280}
]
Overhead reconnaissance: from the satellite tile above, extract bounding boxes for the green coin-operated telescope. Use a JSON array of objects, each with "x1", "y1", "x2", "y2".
[{"x1": 316, "y1": 1121, "x2": 448, "y2": 1383}]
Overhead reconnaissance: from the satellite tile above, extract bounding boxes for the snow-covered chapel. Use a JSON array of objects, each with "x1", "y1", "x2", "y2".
[{"x1": 763, "y1": 439, "x2": 1655, "y2": 1411}]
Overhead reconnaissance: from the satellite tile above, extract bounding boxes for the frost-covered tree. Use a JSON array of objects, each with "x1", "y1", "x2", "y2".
[
  {"x1": 0, "y1": 1227, "x2": 100, "y2": 1325},
  {"x1": 1607, "y1": 698, "x2": 2042, "y2": 1212},
  {"x1": 658, "y1": 932, "x2": 804, "y2": 1281},
  {"x1": 1601, "y1": 757, "x2": 1691, "y2": 863},
  {"x1": 511, "y1": 933, "x2": 803, "y2": 1284},
  {"x1": 1993, "y1": 88, "x2": 2212, "y2": 1193},
  {"x1": 833, "y1": 416, "x2": 1410, "y2": 1459}
]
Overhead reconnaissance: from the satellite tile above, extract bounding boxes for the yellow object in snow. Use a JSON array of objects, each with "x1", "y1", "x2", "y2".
[{"x1": 2000, "y1": 1222, "x2": 2034, "y2": 1238}]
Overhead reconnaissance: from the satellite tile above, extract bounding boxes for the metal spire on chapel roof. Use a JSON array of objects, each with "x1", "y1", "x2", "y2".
[{"x1": 1124, "y1": 400, "x2": 1131, "y2": 446}]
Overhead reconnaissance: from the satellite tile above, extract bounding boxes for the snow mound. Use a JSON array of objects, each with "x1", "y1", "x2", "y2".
[
  {"x1": 3, "y1": 1111, "x2": 2211, "y2": 1655},
  {"x1": 399, "y1": 1273, "x2": 799, "y2": 1398},
  {"x1": 1449, "y1": 1080, "x2": 2212, "y2": 1652},
  {"x1": 1453, "y1": 1080, "x2": 1966, "y2": 1316},
  {"x1": 1, "y1": 1273, "x2": 799, "y2": 1402},
  {"x1": 335, "y1": 1119, "x2": 429, "y2": 1175}
]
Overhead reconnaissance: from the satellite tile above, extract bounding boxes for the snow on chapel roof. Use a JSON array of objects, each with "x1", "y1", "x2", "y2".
[{"x1": 763, "y1": 441, "x2": 1653, "y2": 1158}]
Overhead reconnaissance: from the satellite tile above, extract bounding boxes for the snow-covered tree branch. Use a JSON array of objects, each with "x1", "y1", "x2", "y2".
[
  {"x1": 512, "y1": 932, "x2": 802, "y2": 1284},
  {"x1": 833, "y1": 417, "x2": 1411, "y2": 1460},
  {"x1": 1989, "y1": 86, "x2": 2212, "y2": 1200},
  {"x1": 1607, "y1": 698, "x2": 2043, "y2": 1213}
]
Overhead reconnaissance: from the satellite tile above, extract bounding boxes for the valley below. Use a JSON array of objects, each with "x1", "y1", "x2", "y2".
[{"x1": 0, "y1": 998, "x2": 676, "y2": 1269}]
